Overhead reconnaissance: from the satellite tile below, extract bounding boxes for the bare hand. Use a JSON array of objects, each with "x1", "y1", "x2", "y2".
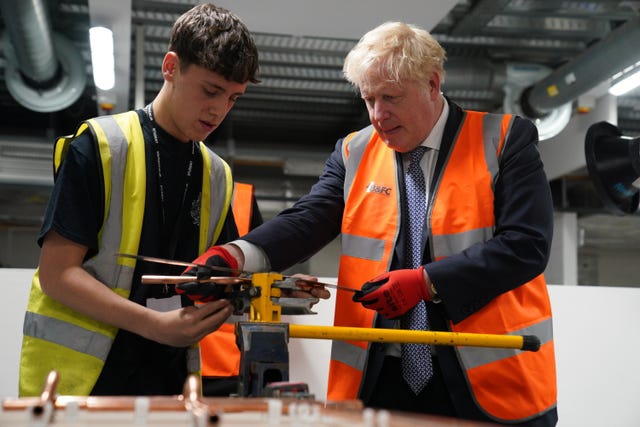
[
  {"x1": 148, "y1": 299, "x2": 232, "y2": 347},
  {"x1": 282, "y1": 273, "x2": 331, "y2": 301}
]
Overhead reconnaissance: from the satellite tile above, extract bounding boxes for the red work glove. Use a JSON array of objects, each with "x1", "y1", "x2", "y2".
[
  {"x1": 352, "y1": 267, "x2": 430, "y2": 319},
  {"x1": 177, "y1": 246, "x2": 239, "y2": 302}
]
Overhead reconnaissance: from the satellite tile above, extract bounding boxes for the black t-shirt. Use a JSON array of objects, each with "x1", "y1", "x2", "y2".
[{"x1": 39, "y1": 109, "x2": 239, "y2": 395}]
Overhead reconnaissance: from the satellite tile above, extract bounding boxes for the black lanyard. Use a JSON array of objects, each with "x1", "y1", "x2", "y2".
[{"x1": 144, "y1": 104, "x2": 196, "y2": 259}]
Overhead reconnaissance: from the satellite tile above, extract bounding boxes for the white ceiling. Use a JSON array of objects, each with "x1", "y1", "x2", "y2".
[{"x1": 213, "y1": 0, "x2": 457, "y2": 39}]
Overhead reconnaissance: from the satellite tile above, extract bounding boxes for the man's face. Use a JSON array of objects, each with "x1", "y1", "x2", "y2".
[
  {"x1": 360, "y1": 73, "x2": 442, "y2": 153},
  {"x1": 165, "y1": 58, "x2": 248, "y2": 143}
]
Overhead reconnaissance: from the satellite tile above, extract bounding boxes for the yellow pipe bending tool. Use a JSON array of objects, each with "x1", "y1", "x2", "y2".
[
  {"x1": 240, "y1": 272, "x2": 541, "y2": 397},
  {"x1": 288, "y1": 324, "x2": 539, "y2": 351},
  {"x1": 248, "y1": 272, "x2": 540, "y2": 351},
  {"x1": 141, "y1": 270, "x2": 540, "y2": 351},
  {"x1": 134, "y1": 255, "x2": 542, "y2": 397},
  {"x1": 139, "y1": 263, "x2": 551, "y2": 398}
]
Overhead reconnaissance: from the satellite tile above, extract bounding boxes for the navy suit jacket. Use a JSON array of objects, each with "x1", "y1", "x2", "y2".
[{"x1": 242, "y1": 98, "x2": 554, "y2": 419}]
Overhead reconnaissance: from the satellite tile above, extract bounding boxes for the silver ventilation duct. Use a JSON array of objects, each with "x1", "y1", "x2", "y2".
[
  {"x1": 510, "y1": 16, "x2": 640, "y2": 140},
  {"x1": 0, "y1": 0, "x2": 86, "y2": 112},
  {"x1": 522, "y1": 17, "x2": 640, "y2": 117},
  {"x1": 444, "y1": 16, "x2": 640, "y2": 141}
]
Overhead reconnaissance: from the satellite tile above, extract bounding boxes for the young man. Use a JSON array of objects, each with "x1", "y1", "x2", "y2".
[
  {"x1": 19, "y1": 3, "x2": 259, "y2": 396},
  {"x1": 197, "y1": 21, "x2": 557, "y2": 426}
]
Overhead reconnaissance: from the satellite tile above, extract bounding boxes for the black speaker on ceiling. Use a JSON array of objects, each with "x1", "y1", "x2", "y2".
[{"x1": 585, "y1": 121, "x2": 640, "y2": 215}]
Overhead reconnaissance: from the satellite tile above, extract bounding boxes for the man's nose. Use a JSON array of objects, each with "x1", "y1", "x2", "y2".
[{"x1": 373, "y1": 103, "x2": 389, "y2": 124}]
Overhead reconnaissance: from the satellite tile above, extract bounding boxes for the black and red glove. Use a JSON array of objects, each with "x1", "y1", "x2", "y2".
[
  {"x1": 177, "y1": 246, "x2": 238, "y2": 302},
  {"x1": 352, "y1": 267, "x2": 430, "y2": 319}
]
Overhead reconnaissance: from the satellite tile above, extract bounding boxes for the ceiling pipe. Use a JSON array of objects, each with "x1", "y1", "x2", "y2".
[
  {"x1": 521, "y1": 16, "x2": 640, "y2": 117},
  {"x1": 511, "y1": 16, "x2": 640, "y2": 140},
  {"x1": 503, "y1": 62, "x2": 574, "y2": 141},
  {"x1": 443, "y1": 57, "x2": 506, "y2": 91},
  {"x1": 0, "y1": 0, "x2": 86, "y2": 112},
  {"x1": 442, "y1": 16, "x2": 640, "y2": 140},
  {"x1": 443, "y1": 58, "x2": 572, "y2": 140}
]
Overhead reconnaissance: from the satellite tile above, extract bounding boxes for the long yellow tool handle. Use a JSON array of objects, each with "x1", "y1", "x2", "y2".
[{"x1": 288, "y1": 324, "x2": 540, "y2": 352}]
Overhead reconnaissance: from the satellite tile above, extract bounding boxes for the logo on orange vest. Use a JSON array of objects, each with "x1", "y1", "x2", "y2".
[{"x1": 366, "y1": 181, "x2": 391, "y2": 195}]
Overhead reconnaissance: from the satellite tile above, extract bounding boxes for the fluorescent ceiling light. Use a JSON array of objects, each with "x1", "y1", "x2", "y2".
[
  {"x1": 608, "y1": 67, "x2": 640, "y2": 97},
  {"x1": 89, "y1": 26, "x2": 115, "y2": 91}
]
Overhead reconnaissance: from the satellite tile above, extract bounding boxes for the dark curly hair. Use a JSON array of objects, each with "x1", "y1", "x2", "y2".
[{"x1": 169, "y1": 3, "x2": 259, "y2": 84}]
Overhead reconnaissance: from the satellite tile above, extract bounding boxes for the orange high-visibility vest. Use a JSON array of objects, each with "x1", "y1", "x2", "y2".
[
  {"x1": 232, "y1": 182, "x2": 254, "y2": 236},
  {"x1": 328, "y1": 127, "x2": 399, "y2": 399},
  {"x1": 327, "y1": 112, "x2": 556, "y2": 424},
  {"x1": 200, "y1": 182, "x2": 256, "y2": 378}
]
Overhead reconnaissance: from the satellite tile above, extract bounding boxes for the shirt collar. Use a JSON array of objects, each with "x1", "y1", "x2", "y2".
[{"x1": 420, "y1": 94, "x2": 448, "y2": 151}]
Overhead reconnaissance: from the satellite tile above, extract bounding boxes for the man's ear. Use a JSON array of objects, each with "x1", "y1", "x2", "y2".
[
  {"x1": 428, "y1": 72, "x2": 441, "y2": 98},
  {"x1": 162, "y1": 51, "x2": 179, "y2": 81}
]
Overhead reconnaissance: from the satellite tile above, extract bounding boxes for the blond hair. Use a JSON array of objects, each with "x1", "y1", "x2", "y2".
[{"x1": 343, "y1": 21, "x2": 446, "y2": 89}]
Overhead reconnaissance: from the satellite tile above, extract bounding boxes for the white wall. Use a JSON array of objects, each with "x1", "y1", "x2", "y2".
[
  {"x1": 546, "y1": 212, "x2": 578, "y2": 286},
  {"x1": 3, "y1": 269, "x2": 640, "y2": 426},
  {"x1": 0, "y1": 269, "x2": 31, "y2": 397},
  {"x1": 548, "y1": 285, "x2": 640, "y2": 426}
]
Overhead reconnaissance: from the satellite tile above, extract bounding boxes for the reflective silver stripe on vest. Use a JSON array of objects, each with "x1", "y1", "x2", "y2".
[
  {"x1": 482, "y1": 113, "x2": 503, "y2": 184},
  {"x1": 330, "y1": 340, "x2": 368, "y2": 371},
  {"x1": 187, "y1": 347, "x2": 201, "y2": 373},
  {"x1": 23, "y1": 311, "x2": 112, "y2": 361},
  {"x1": 201, "y1": 146, "x2": 231, "y2": 246},
  {"x1": 83, "y1": 114, "x2": 135, "y2": 289},
  {"x1": 457, "y1": 317, "x2": 553, "y2": 370},
  {"x1": 342, "y1": 233, "x2": 385, "y2": 261},
  {"x1": 432, "y1": 227, "x2": 493, "y2": 258},
  {"x1": 431, "y1": 113, "x2": 511, "y2": 258},
  {"x1": 342, "y1": 125, "x2": 374, "y2": 202},
  {"x1": 482, "y1": 113, "x2": 514, "y2": 189},
  {"x1": 341, "y1": 125, "x2": 391, "y2": 264}
]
